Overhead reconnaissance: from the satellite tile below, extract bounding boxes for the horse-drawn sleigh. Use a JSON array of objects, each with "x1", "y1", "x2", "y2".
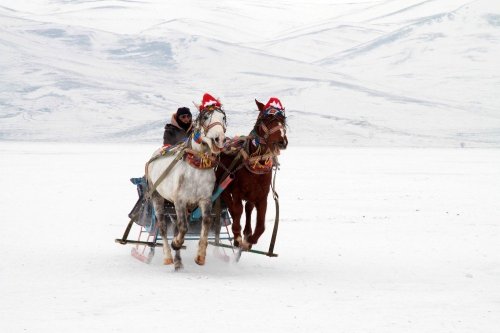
[{"x1": 115, "y1": 94, "x2": 288, "y2": 270}]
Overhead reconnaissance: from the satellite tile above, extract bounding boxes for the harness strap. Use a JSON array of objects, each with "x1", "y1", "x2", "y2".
[
  {"x1": 146, "y1": 150, "x2": 185, "y2": 199},
  {"x1": 267, "y1": 165, "x2": 280, "y2": 256},
  {"x1": 203, "y1": 121, "x2": 226, "y2": 133},
  {"x1": 256, "y1": 122, "x2": 284, "y2": 145},
  {"x1": 260, "y1": 123, "x2": 269, "y2": 134},
  {"x1": 240, "y1": 149, "x2": 249, "y2": 160},
  {"x1": 218, "y1": 150, "x2": 244, "y2": 182}
]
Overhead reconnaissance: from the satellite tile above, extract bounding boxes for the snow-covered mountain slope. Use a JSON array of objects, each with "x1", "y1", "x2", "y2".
[
  {"x1": 318, "y1": 1, "x2": 500, "y2": 123},
  {"x1": 0, "y1": 0, "x2": 499, "y2": 146}
]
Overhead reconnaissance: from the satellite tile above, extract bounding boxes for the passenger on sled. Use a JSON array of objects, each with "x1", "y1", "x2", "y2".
[{"x1": 163, "y1": 106, "x2": 193, "y2": 146}]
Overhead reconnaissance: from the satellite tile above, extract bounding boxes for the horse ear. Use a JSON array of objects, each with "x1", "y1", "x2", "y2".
[
  {"x1": 255, "y1": 99, "x2": 265, "y2": 112},
  {"x1": 192, "y1": 101, "x2": 201, "y2": 112}
]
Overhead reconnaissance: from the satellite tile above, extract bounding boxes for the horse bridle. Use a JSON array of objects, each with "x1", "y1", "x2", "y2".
[
  {"x1": 254, "y1": 108, "x2": 286, "y2": 146},
  {"x1": 199, "y1": 107, "x2": 227, "y2": 135},
  {"x1": 191, "y1": 107, "x2": 227, "y2": 155}
]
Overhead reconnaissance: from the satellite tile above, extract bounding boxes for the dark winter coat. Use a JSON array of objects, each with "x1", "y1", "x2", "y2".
[{"x1": 163, "y1": 114, "x2": 192, "y2": 145}]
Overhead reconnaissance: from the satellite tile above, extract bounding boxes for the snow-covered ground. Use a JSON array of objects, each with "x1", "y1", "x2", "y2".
[
  {"x1": 0, "y1": 142, "x2": 499, "y2": 332},
  {"x1": 1, "y1": 0, "x2": 500, "y2": 146}
]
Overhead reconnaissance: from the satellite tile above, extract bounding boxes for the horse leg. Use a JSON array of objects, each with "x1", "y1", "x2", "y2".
[
  {"x1": 174, "y1": 248, "x2": 183, "y2": 271},
  {"x1": 221, "y1": 192, "x2": 242, "y2": 247},
  {"x1": 171, "y1": 202, "x2": 188, "y2": 271},
  {"x1": 195, "y1": 199, "x2": 212, "y2": 265},
  {"x1": 243, "y1": 202, "x2": 254, "y2": 242},
  {"x1": 228, "y1": 199, "x2": 251, "y2": 251},
  {"x1": 172, "y1": 203, "x2": 188, "y2": 271},
  {"x1": 246, "y1": 199, "x2": 267, "y2": 245},
  {"x1": 172, "y1": 202, "x2": 188, "y2": 250},
  {"x1": 152, "y1": 194, "x2": 173, "y2": 265},
  {"x1": 228, "y1": 199, "x2": 244, "y2": 248},
  {"x1": 171, "y1": 219, "x2": 183, "y2": 271}
]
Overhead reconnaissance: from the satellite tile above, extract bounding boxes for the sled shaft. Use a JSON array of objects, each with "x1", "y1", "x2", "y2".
[
  {"x1": 191, "y1": 175, "x2": 234, "y2": 219},
  {"x1": 115, "y1": 239, "x2": 162, "y2": 247},
  {"x1": 208, "y1": 241, "x2": 278, "y2": 257},
  {"x1": 115, "y1": 239, "x2": 188, "y2": 249}
]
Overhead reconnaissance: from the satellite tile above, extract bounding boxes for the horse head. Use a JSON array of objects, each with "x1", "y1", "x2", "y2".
[
  {"x1": 191, "y1": 94, "x2": 227, "y2": 154},
  {"x1": 254, "y1": 98, "x2": 288, "y2": 153}
]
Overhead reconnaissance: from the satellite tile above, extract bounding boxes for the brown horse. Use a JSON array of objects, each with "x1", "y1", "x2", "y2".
[{"x1": 216, "y1": 98, "x2": 288, "y2": 250}]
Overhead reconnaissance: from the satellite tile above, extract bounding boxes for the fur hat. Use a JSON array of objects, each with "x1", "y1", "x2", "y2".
[
  {"x1": 176, "y1": 107, "x2": 192, "y2": 117},
  {"x1": 174, "y1": 107, "x2": 192, "y2": 132},
  {"x1": 199, "y1": 93, "x2": 221, "y2": 110}
]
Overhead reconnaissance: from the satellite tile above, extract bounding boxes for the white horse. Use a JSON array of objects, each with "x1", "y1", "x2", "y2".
[{"x1": 147, "y1": 107, "x2": 226, "y2": 270}]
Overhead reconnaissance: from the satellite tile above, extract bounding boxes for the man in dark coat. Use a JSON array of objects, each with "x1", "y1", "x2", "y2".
[{"x1": 163, "y1": 107, "x2": 193, "y2": 146}]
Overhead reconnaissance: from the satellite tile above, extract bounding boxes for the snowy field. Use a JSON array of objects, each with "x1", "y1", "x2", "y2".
[{"x1": 1, "y1": 142, "x2": 499, "y2": 332}]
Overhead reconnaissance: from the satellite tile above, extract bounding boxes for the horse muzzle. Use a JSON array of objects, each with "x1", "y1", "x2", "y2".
[
  {"x1": 277, "y1": 136, "x2": 288, "y2": 150},
  {"x1": 202, "y1": 136, "x2": 225, "y2": 155}
]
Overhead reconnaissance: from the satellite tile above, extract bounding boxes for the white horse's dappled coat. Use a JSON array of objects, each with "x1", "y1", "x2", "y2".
[
  {"x1": 149, "y1": 157, "x2": 216, "y2": 205},
  {"x1": 147, "y1": 109, "x2": 226, "y2": 269}
]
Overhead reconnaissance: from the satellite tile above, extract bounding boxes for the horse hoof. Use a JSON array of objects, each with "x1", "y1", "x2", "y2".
[
  {"x1": 240, "y1": 241, "x2": 252, "y2": 251},
  {"x1": 233, "y1": 236, "x2": 242, "y2": 248},
  {"x1": 163, "y1": 258, "x2": 174, "y2": 265},
  {"x1": 174, "y1": 261, "x2": 184, "y2": 271},
  {"x1": 195, "y1": 256, "x2": 205, "y2": 266}
]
